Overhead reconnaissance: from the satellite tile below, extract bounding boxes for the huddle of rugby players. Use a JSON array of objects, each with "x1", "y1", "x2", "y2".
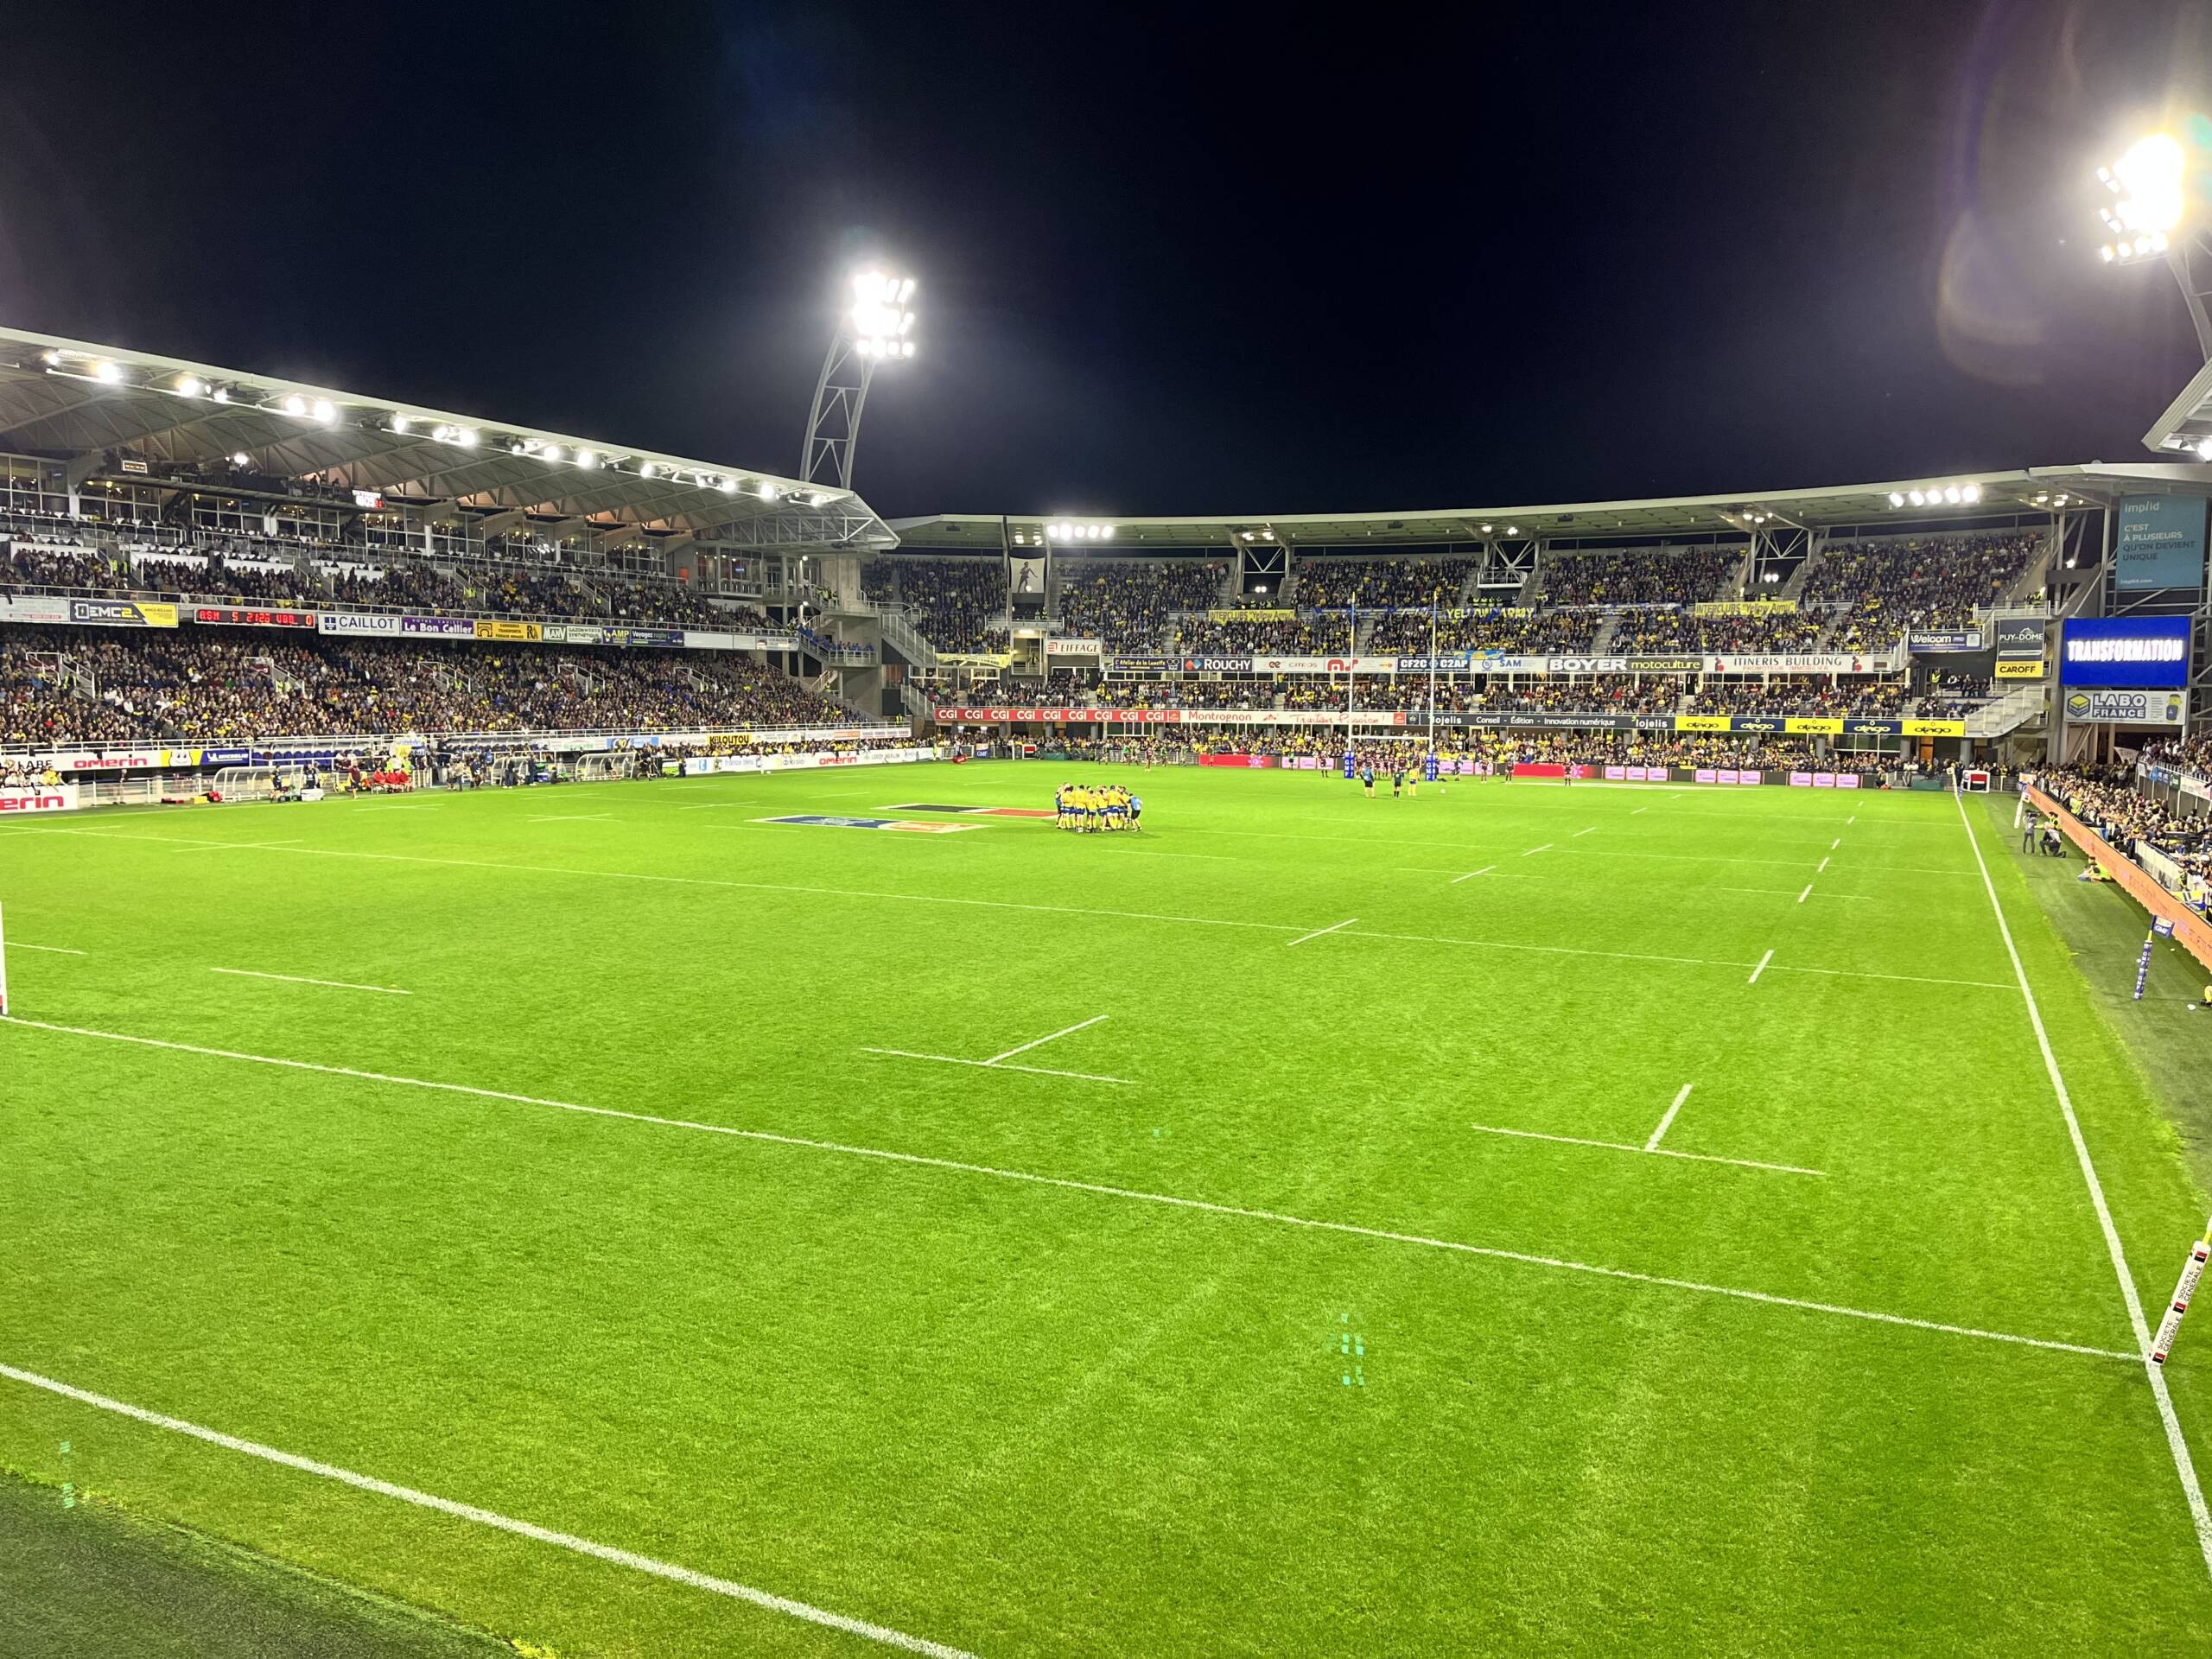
[{"x1": 1055, "y1": 781, "x2": 1141, "y2": 832}]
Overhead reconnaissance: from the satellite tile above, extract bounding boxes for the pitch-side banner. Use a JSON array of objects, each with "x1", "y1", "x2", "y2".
[
  {"x1": 320, "y1": 612, "x2": 402, "y2": 636},
  {"x1": 0, "y1": 785, "x2": 79, "y2": 814},
  {"x1": 0, "y1": 594, "x2": 71, "y2": 624}
]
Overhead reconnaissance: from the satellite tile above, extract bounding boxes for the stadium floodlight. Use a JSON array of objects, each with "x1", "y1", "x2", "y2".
[
  {"x1": 311, "y1": 398, "x2": 336, "y2": 424},
  {"x1": 212, "y1": 386, "x2": 231, "y2": 404},
  {"x1": 230, "y1": 451, "x2": 250, "y2": 466},
  {"x1": 802, "y1": 264, "x2": 919, "y2": 491},
  {"x1": 720, "y1": 475, "x2": 740, "y2": 493},
  {"x1": 93, "y1": 361, "x2": 121, "y2": 384},
  {"x1": 177, "y1": 376, "x2": 203, "y2": 398},
  {"x1": 541, "y1": 443, "x2": 563, "y2": 463},
  {"x1": 639, "y1": 461, "x2": 656, "y2": 479},
  {"x1": 1888, "y1": 492, "x2": 1905, "y2": 506},
  {"x1": 391, "y1": 414, "x2": 410, "y2": 433},
  {"x1": 575, "y1": 448, "x2": 597, "y2": 469},
  {"x1": 283, "y1": 394, "x2": 308, "y2": 417},
  {"x1": 455, "y1": 428, "x2": 478, "y2": 448}
]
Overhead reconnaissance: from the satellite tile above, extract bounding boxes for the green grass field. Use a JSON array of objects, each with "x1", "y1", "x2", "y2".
[{"x1": 3, "y1": 760, "x2": 2210, "y2": 1656}]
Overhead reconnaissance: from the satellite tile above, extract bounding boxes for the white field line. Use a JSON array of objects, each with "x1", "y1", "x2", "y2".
[
  {"x1": 0, "y1": 1363, "x2": 973, "y2": 1659},
  {"x1": 1573, "y1": 826, "x2": 1596, "y2": 837},
  {"x1": 209, "y1": 968, "x2": 410, "y2": 997},
  {"x1": 1761, "y1": 962, "x2": 2012, "y2": 992},
  {"x1": 1797, "y1": 883, "x2": 1814, "y2": 904},
  {"x1": 1467, "y1": 1121, "x2": 1821, "y2": 1179},
  {"x1": 1522, "y1": 843, "x2": 1553, "y2": 856},
  {"x1": 985, "y1": 1014, "x2": 1109, "y2": 1065},
  {"x1": 1631, "y1": 807, "x2": 1647, "y2": 815},
  {"x1": 862, "y1": 1048, "x2": 1133, "y2": 1085},
  {"x1": 1645, "y1": 1084, "x2": 1694, "y2": 1151},
  {"x1": 1345, "y1": 927, "x2": 1751, "y2": 974},
  {"x1": 1748, "y1": 949, "x2": 1773, "y2": 984},
  {"x1": 11, "y1": 943, "x2": 85, "y2": 955},
  {"x1": 0, "y1": 1014, "x2": 2132, "y2": 1363},
  {"x1": 359, "y1": 805, "x2": 429, "y2": 812},
  {"x1": 1452, "y1": 865, "x2": 1497, "y2": 883},
  {"x1": 1951, "y1": 788, "x2": 2212, "y2": 1578},
  {"x1": 1832, "y1": 837, "x2": 1841, "y2": 850},
  {"x1": 170, "y1": 839, "x2": 304, "y2": 854},
  {"x1": 16, "y1": 829, "x2": 1305, "y2": 938},
  {"x1": 1116, "y1": 849, "x2": 1236, "y2": 861},
  {"x1": 1847, "y1": 815, "x2": 1856, "y2": 824},
  {"x1": 528, "y1": 815, "x2": 613, "y2": 823},
  {"x1": 1286, "y1": 917, "x2": 1358, "y2": 947},
  {"x1": 1818, "y1": 857, "x2": 1829, "y2": 874}
]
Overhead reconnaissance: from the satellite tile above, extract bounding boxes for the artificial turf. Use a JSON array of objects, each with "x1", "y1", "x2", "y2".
[{"x1": 1, "y1": 761, "x2": 2209, "y2": 1656}]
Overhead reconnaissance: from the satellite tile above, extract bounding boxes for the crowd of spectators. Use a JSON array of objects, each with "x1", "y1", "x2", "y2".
[
  {"x1": 1539, "y1": 547, "x2": 1736, "y2": 609},
  {"x1": 1056, "y1": 558, "x2": 1223, "y2": 650},
  {"x1": 864, "y1": 557, "x2": 1007, "y2": 652},
  {"x1": 1613, "y1": 607, "x2": 1827, "y2": 653},
  {"x1": 2037, "y1": 763, "x2": 2212, "y2": 906},
  {"x1": 1807, "y1": 532, "x2": 2039, "y2": 645},
  {"x1": 1173, "y1": 615, "x2": 1338, "y2": 654},
  {"x1": 0, "y1": 627, "x2": 848, "y2": 747},
  {"x1": 1296, "y1": 557, "x2": 1477, "y2": 610}
]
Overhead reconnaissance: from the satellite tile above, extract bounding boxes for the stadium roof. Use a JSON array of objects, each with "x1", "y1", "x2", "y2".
[
  {"x1": 2143, "y1": 357, "x2": 2212, "y2": 462},
  {"x1": 0, "y1": 325, "x2": 896, "y2": 551},
  {"x1": 889, "y1": 462, "x2": 2212, "y2": 551}
]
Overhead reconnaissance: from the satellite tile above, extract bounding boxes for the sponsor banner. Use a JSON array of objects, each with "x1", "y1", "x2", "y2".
[
  {"x1": 1444, "y1": 607, "x2": 1533, "y2": 620},
  {"x1": 1105, "y1": 654, "x2": 1173, "y2": 671},
  {"x1": 1813, "y1": 773, "x2": 1837, "y2": 788},
  {"x1": 1708, "y1": 651, "x2": 1895, "y2": 674},
  {"x1": 1181, "y1": 656, "x2": 1254, "y2": 672},
  {"x1": 1675, "y1": 714, "x2": 1732, "y2": 733},
  {"x1": 1909, "y1": 630, "x2": 1982, "y2": 652},
  {"x1": 69, "y1": 599, "x2": 178, "y2": 629},
  {"x1": 2115, "y1": 494, "x2": 2209, "y2": 590},
  {"x1": 1898, "y1": 718, "x2": 1967, "y2": 737},
  {"x1": 0, "y1": 594, "x2": 71, "y2": 624},
  {"x1": 1842, "y1": 718, "x2": 1902, "y2": 735},
  {"x1": 1994, "y1": 658, "x2": 2045, "y2": 680},
  {"x1": 1046, "y1": 637, "x2": 1103, "y2": 657},
  {"x1": 2061, "y1": 687, "x2": 2189, "y2": 727},
  {"x1": 0, "y1": 785, "x2": 79, "y2": 814},
  {"x1": 682, "y1": 629, "x2": 799, "y2": 651},
  {"x1": 1395, "y1": 654, "x2": 1471, "y2": 672},
  {"x1": 474, "y1": 620, "x2": 543, "y2": 643},
  {"x1": 1694, "y1": 769, "x2": 1716, "y2": 784},
  {"x1": 1690, "y1": 598, "x2": 1797, "y2": 617},
  {"x1": 201, "y1": 747, "x2": 256, "y2": 766},
  {"x1": 402, "y1": 614, "x2": 477, "y2": 638},
  {"x1": 2060, "y1": 614, "x2": 2191, "y2": 688},
  {"x1": 319, "y1": 611, "x2": 402, "y2": 636},
  {"x1": 1789, "y1": 771, "x2": 1813, "y2": 787},
  {"x1": 1783, "y1": 716, "x2": 1844, "y2": 734},
  {"x1": 1543, "y1": 656, "x2": 1629, "y2": 674},
  {"x1": 604, "y1": 626, "x2": 683, "y2": 648},
  {"x1": 1254, "y1": 655, "x2": 1332, "y2": 673},
  {"x1": 543, "y1": 624, "x2": 600, "y2": 645},
  {"x1": 42, "y1": 748, "x2": 200, "y2": 772},
  {"x1": 192, "y1": 606, "x2": 317, "y2": 628},
  {"x1": 1207, "y1": 608, "x2": 1296, "y2": 623},
  {"x1": 1727, "y1": 717, "x2": 1788, "y2": 734},
  {"x1": 1197, "y1": 753, "x2": 1276, "y2": 768},
  {"x1": 1838, "y1": 773, "x2": 1862, "y2": 789},
  {"x1": 1993, "y1": 617, "x2": 2046, "y2": 654},
  {"x1": 1624, "y1": 656, "x2": 1706, "y2": 673}
]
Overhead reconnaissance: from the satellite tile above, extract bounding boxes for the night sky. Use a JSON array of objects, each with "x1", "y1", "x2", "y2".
[{"x1": 4, "y1": 1, "x2": 2210, "y2": 519}]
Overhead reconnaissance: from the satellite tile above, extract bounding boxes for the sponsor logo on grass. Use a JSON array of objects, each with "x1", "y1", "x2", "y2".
[{"x1": 758, "y1": 815, "x2": 981, "y2": 832}]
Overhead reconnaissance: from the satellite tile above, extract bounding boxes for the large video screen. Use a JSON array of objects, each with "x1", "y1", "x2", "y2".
[{"x1": 2058, "y1": 614, "x2": 2192, "y2": 688}]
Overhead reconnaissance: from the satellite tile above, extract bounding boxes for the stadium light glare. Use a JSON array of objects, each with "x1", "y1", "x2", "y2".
[
  {"x1": 721, "y1": 476, "x2": 740, "y2": 493},
  {"x1": 1888, "y1": 492, "x2": 1904, "y2": 507},
  {"x1": 575, "y1": 448, "x2": 597, "y2": 469},
  {"x1": 455, "y1": 428, "x2": 478, "y2": 448},
  {"x1": 177, "y1": 376, "x2": 203, "y2": 398},
  {"x1": 39, "y1": 349, "x2": 59, "y2": 365},
  {"x1": 391, "y1": 414, "x2": 410, "y2": 433},
  {"x1": 311, "y1": 398, "x2": 336, "y2": 424},
  {"x1": 1505, "y1": 525, "x2": 1519, "y2": 536},
  {"x1": 283, "y1": 394, "x2": 307, "y2": 417},
  {"x1": 2197, "y1": 438, "x2": 2212, "y2": 460},
  {"x1": 760, "y1": 482, "x2": 778, "y2": 502},
  {"x1": 230, "y1": 451, "x2": 250, "y2": 466},
  {"x1": 849, "y1": 268, "x2": 918, "y2": 360},
  {"x1": 212, "y1": 387, "x2": 231, "y2": 404},
  {"x1": 1962, "y1": 482, "x2": 1981, "y2": 502},
  {"x1": 541, "y1": 444, "x2": 563, "y2": 463},
  {"x1": 93, "y1": 361, "x2": 121, "y2": 384}
]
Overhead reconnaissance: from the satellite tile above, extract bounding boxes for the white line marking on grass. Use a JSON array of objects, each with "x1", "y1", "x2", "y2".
[
  {"x1": 1451, "y1": 865, "x2": 1497, "y2": 883},
  {"x1": 1347, "y1": 927, "x2": 1750, "y2": 974},
  {"x1": 1467, "y1": 1120, "x2": 1820, "y2": 1178},
  {"x1": 1631, "y1": 807, "x2": 1647, "y2": 815},
  {"x1": 862, "y1": 1048, "x2": 1133, "y2": 1085},
  {"x1": 1761, "y1": 963, "x2": 2012, "y2": 992},
  {"x1": 1832, "y1": 837, "x2": 1841, "y2": 850},
  {"x1": 1797, "y1": 882, "x2": 1813, "y2": 904},
  {"x1": 0, "y1": 1363, "x2": 975, "y2": 1659},
  {"x1": 359, "y1": 805, "x2": 429, "y2": 812},
  {"x1": 1748, "y1": 949, "x2": 1773, "y2": 984},
  {"x1": 0, "y1": 1014, "x2": 2132, "y2": 1364},
  {"x1": 21, "y1": 830, "x2": 1305, "y2": 938},
  {"x1": 1952, "y1": 787, "x2": 2212, "y2": 1579},
  {"x1": 1287, "y1": 917, "x2": 1358, "y2": 947},
  {"x1": 986, "y1": 1014, "x2": 1109, "y2": 1064},
  {"x1": 169, "y1": 839, "x2": 304, "y2": 854},
  {"x1": 12, "y1": 943, "x2": 85, "y2": 955},
  {"x1": 1847, "y1": 814, "x2": 1855, "y2": 824},
  {"x1": 1573, "y1": 826, "x2": 1596, "y2": 837},
  {"x1": 1818, "y1": 856, "x2": 1829, "y2": 874},
  {"x1": 1522, "y1": 843, "x2": 1552, "y2": 855},
  {"x1": 208, "y1": 968, "x2": 410, "y2": 996},
  {"x1": 1645, "y1": 1084, "x2": 1694, "y2": 1150},
  {"x1": 528, "y1": 815, "x2": 612, "y2": 823}
]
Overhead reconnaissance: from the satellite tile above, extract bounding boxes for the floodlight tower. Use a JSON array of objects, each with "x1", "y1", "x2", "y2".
[
  {"x1": 2094, "y1": 132, "x2": 2212, "y2": 359},
  {"x1": 800, "y1": 269, "x2": 918, "y2": 492}
]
